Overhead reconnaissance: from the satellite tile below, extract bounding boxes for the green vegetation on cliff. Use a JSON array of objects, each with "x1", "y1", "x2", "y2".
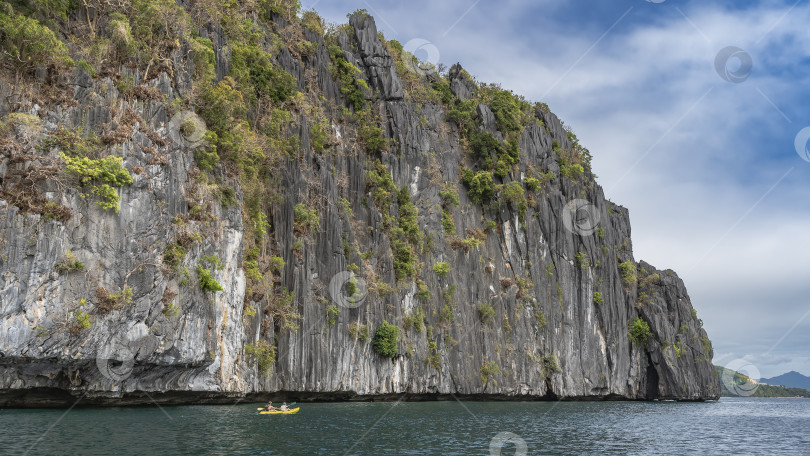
[
  {"x1": 629, "y1": 317, "x2": 652, "y2": 347},
  {"x1": 197, "y1": 265, "x2": 223, "y2": 293},
  {"x1": 372, "y1": 321, "x2": 400, "y2": 358},
  {"x1": 246, "y1": 340, "x2": 276, "y2": 375},
  {"x1": 61, "y1": 153, "x2": 133, "y2": 212},
  {"x1": 0, "y1": 3, "x2": 72, "y2": 82}
]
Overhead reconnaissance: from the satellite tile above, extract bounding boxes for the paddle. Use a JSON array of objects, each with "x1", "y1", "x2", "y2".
[{"x1": 257, "y1": 402, "x2": 296, "y2": 411}]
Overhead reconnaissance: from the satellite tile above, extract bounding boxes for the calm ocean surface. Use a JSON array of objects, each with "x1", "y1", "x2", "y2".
[{"x1": 1, "y1": 397, "x2": 808, "y2": 455}]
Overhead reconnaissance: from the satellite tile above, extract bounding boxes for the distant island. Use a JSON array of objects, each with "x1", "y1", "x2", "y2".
[
  {"x1": 716, "y1": 366, "x2": 810, "y2": 398},
  {"x1": 760, "y1": 371, "x2": 810, "y2": 390}
]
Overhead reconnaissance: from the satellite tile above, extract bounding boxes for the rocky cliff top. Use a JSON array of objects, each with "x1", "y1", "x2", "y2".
[{"x1": 0, "y1": 2, "x2": 719, "y2": 406}]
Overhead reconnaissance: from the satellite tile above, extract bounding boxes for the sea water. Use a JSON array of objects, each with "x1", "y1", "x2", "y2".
[{"x1": 2, "y1": 397, "x2": 809, "y2": 455}]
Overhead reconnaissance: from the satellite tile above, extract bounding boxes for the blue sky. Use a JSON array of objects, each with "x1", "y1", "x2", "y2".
[{"x1": 305, "y1": 0, "x2": 810, "y2": 378}]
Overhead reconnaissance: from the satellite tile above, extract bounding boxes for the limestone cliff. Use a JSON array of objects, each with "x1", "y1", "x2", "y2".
[{"x1": 0, "y1": 2, "x2": 719, "y2": 406}]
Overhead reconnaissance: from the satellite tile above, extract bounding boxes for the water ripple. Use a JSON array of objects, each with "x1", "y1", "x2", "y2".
[{"x1": 1, "y1": 398, "x2": 808, "y2": 455}]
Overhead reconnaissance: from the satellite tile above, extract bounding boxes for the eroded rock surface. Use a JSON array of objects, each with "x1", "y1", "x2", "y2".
[{"x1": 0, "y1": 10, "x2": 719, "y2": 406}]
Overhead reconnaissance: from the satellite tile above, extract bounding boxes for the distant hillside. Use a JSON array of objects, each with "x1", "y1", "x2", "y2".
[
  {"x1": 716, "y1": 366, "x2": 810, "y2": 398},
  {"x1": 760, "y1": 371, "x2": 810, "y2": 390}
]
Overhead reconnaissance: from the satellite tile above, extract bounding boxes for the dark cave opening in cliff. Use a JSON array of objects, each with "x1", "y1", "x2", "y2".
[{"x1": 645, "y1": 355, "x2": 660, "y2": 400}]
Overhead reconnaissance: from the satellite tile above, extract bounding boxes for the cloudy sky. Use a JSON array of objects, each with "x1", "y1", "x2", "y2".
[{"x1": 305, "y1": 0, "x2": 810, "y2": 378}]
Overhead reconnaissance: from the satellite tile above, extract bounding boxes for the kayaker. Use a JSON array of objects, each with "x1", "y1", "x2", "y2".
[
  {"x1": 280, "y1": 402, "x2": 288, "y2": 411},
  {"x1": 264, "y1": 401, "x2": 277, "y2": 412}
]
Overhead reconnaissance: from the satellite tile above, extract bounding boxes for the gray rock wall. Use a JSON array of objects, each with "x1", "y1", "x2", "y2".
[{"x1": 0, "y1": 12, "x2": 719, "y2": 406}]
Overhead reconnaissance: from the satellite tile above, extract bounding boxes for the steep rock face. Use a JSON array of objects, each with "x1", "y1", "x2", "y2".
[
  {"x1": 348, "y1": 14, "x2": 404, "y2": 101},
  {"x1": 0, "y1": 10, "x2": 719, "y2": 406},
  {"x1": 0, "y1": 71, "x2": 249, "y2": 400},
  {"x1": 636, "y1": 261, "x2": 718, "y2": 399}
]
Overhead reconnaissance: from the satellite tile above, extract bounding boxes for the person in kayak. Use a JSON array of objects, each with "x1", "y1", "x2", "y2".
[
  {"x1": 264, "y1": 401, "x2": 277, "y2": 412},
  {"x1": 280, "y1": 402, "x2": 288, "y2": 411}
]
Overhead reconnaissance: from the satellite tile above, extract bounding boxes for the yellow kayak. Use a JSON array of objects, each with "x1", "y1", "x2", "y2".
[{"x1": 258, "y1": 407, "x2": 300, "y2": 415}]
